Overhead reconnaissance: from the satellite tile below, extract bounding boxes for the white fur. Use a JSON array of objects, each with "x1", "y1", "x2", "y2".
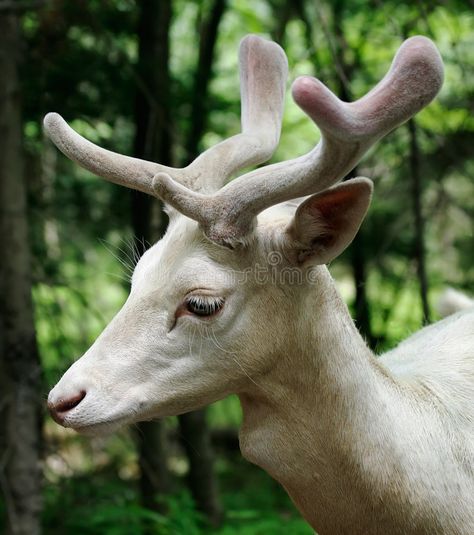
[
  {"x1": 48, "y1": 208, "x2": 474, "y2": 535},
  {"x1": 45, "y1": 33, "x2": 469, "y2": 535},
  {"x1": 437, "y1": 288, "x2": 474, "y2": 318}
]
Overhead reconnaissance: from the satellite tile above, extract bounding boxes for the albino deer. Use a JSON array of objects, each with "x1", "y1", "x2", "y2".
[
  {"x1": 46, "y1": 35, "x2": 474, "y2": 534},
  {"x1": 437, "y1": 288, "x2": 474, "y2": 318}
]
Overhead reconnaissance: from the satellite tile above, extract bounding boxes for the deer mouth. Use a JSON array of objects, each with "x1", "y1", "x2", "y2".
[{"x1": 68, "y1": 415, "x2": 131, "y2": 436}]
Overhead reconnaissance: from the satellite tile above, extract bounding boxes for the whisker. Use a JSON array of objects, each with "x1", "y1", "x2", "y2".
[
  {"x1": 114, "y1": 239, "x2": 138, "y2": 269},
  {"x1": 105, "y1": 271, "x2": 132, "y2": 284},
  {"x1": 99, "y1": 238, "x2": 135, "y2": 277}
]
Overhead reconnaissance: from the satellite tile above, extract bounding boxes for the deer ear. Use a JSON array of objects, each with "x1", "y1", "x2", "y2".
[{"x1": 286, "y1": 177, "x2": 373, "y2": 265}]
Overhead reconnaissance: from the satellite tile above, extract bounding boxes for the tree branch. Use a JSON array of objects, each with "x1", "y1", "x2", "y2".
[{"x1": 0, "y1": 0, "x2": 46, "y2": 13}]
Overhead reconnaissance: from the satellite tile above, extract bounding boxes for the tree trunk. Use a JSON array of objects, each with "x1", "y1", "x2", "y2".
[
  {"x1": 133, "y1": 0, "x2": 172, "y2": 513},
  {"x1": 269, "y1": 0, "x2": 293, "y2": 46},
  {"x1": 295, "y1": 0, "x2": 323, "y2": 71},
  {"x1": 349, "y1": 209, "x2": 374, "y2": 344},
  {"x1": 328, "y1": 0, "x2": 374, "y2": 345},
  {"x1": 0, "y1": 12, "x2": 43, "y2": 535},
  {"x1": 408, "y1": 119, "x2": 431, "y2": 323},
  {"x1": 176, "y1": 0, "x2": 228, "y2": 525},
  {"x1": 136, "y1": 421, "x2": 170, "y2": 513},
  {"x1": 178, "y1": 411, "x2": 222, "y2": 526},
  {"x1": 184, "y1": 0, "x2": 227, "y2": 162}
]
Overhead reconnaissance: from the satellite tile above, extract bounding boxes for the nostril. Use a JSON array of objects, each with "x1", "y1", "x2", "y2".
[
  {"x1": 56, "y1": 390, "x2": 86, "y2": 412},
  {"x1": 49, "y1": 390, "x2": 86, "y2": 422}
]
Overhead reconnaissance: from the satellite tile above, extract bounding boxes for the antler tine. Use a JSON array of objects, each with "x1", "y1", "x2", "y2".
[
  {"x1": 43, "y1": 112, "x2": 173, "y2": 196},
  {"x1": 153, "y1": 36, "x2": 444, "y2": 245},
  {"x1": 43, "y1": 35, "x2": 287, "y2": 196},
  {"x1": 185, "y1": 35, "x2": 288, "y2": 191}
]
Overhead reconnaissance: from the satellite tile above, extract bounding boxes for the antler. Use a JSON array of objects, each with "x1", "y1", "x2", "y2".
[
  {"x1": 153, "y1": 36, "x2": 444, "y2": 244},
  {"x1": 43, "y1": 35, "x2": 288, "y2": 194}
]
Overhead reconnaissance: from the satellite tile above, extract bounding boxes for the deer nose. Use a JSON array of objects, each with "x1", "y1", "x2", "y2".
[{"x1": 48, "y1": 390, "x2": 86, "y2": 424}]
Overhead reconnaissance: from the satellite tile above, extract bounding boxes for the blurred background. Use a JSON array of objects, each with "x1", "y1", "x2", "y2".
[{"x1": 0, "y1": 0, "x2": 472, "y2": 534}]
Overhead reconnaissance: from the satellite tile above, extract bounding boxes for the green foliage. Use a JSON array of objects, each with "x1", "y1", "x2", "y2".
[
  {"x1": 15, "y1": 0, "x2": 473, "y2": 533},
  {"x1": 43, "y1": 475, "x2": 154, "y2": 535},
  {"x1": 41, "y1": 458, "x2": 311, "y2": 534}
]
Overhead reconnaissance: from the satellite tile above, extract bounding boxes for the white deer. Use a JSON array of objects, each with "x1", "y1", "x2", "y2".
[{"x1": 46, "y1": 35, "x2": 474, "y2": 535}]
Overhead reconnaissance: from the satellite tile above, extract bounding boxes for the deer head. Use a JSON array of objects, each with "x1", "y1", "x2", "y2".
[{"x1": 46, "y1": 35, "x2": 443, "y2": 435}]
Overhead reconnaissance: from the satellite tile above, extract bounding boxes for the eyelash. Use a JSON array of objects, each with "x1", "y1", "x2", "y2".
[{"x1": 185, "y1": 296, "x2": 225, "y2": 318}]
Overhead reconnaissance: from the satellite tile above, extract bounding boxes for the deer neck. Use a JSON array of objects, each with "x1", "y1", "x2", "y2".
[{"x1": 238, "y1": 266, "x2": 404, "y2": 533}]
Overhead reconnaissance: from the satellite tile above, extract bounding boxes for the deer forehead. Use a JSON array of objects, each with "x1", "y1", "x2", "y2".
[{"x1": 130, "y1": 216, "x2": 258, "y2": 296}]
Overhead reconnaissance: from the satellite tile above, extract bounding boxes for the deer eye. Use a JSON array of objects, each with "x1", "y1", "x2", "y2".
[{"x1": 185, "y1": 296, "x2": 225, "y2": 317}]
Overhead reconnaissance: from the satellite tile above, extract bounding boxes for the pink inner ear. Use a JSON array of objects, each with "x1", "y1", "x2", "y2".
[
  {"x1": 290, "y1": 179, "x2": 373, "y2": 266},
  {"x1": 306, "y1": 185, "x2": 361, "y2": 222}
]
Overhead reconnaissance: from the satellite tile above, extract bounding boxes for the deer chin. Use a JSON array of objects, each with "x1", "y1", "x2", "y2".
[
  {"x1": 70, "y1": 406, "x2": 192, "y2": 436},
  {"x1": 70, "y1": 417, "x2": 131, "y2": 437},
  {"x1": 62, "y1": 394, "x2": 194, "y2": 436},
  {"x1": 64, "y1": 404, "x2": 147, "y2": 436}
]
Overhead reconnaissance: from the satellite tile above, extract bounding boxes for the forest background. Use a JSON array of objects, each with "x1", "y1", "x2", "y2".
[{"x1": 0, "y1": 0, "x2": 473, "y2": 534}]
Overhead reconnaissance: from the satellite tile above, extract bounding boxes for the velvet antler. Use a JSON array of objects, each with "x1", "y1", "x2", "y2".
[
  {"x1": 44, "y1": 35, "x2": 288, "y2": 195},
  {"x1": 153, "y1": 36, "x2": 443, "y2": 244}
]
